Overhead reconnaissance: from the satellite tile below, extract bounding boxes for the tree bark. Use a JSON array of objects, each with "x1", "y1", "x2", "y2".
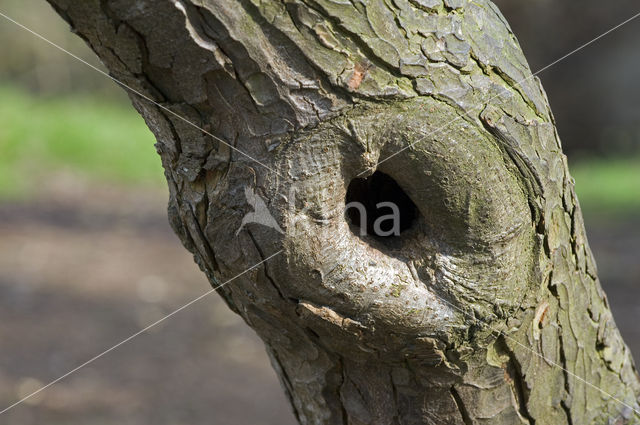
[{"x1": 46, "y1": 0, "x2": 640, "y2": 423}]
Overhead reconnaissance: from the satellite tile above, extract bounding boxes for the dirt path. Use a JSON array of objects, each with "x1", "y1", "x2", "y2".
[
  {"x1": 0, "y1": 183, "x2": 637, "y2": 424},
  {"x1": 0, "y1": 185, "x2": 296, "y2": 425},
  {"x1": 583, "y1": 214, "x2": 640, "y2": 360}
]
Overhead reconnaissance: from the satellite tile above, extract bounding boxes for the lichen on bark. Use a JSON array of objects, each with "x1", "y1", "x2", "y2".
[{"x1": 46, "y1": 0, "x2": 640, "y2": 423}]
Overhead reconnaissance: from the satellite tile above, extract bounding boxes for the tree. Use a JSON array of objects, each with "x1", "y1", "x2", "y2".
[{"x1": 45, "y1": 0, "x2": 640, "y2": 423}]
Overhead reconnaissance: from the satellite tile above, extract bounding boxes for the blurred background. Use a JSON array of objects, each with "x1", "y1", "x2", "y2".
[{"x1": 0, "y1": 0, "x2": 638, "y2": 424}]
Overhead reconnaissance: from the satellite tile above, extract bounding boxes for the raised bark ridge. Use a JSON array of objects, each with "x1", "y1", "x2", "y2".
[{"x1": 47, "y1": 0, "x2": 640, "y2": 423}]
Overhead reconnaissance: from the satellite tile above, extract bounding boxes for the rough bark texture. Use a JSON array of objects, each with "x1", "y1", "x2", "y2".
[{"x1": 46, "y1": 0, "x2": 640, "y2": 423}]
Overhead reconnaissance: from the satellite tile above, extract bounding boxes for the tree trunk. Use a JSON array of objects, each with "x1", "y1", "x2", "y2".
[{"x1": 46, "y1": 0, "x2": 640, "y2": 423}]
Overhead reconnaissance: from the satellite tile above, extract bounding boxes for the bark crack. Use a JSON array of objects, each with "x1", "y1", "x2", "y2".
[
  {"x1": 267, "y1": 348, "x2": 304, "y2": 424},
  {"x1": 497, "y1": 336, "x2": 535, "y2": 424},
  {"x1": 298, "y1": 0, "x2": 411, "y2": 81},
  {"x1": 450, "y1": 386, "x2": 473, "y2": 425},
  {"x1": 247, "y1": 229, "x2": 287, "y2": 301},
  {"x1": 337, "y1": 356, "x2": 350, "y2": 425}
]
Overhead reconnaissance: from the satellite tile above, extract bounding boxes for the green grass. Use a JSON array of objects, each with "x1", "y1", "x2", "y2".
[
  {"x1": 0, "y1": 85, "x2": 637, "y2": 216},
  {"x1": 0, "y1": 85, "x2": 163, "y2": 198},
  {"x1": 571, "y1": 156, "x2": 640, "y2": 217}
]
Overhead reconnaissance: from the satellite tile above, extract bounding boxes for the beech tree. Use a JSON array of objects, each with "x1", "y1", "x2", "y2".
[{"x1": 45, "y1": 0, "x2": 640, "y2": 423}]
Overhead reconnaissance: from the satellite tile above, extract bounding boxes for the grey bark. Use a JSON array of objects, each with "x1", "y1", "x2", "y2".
[{"x1": 46, "y1": 0, "x2": 640, "y2": 423}]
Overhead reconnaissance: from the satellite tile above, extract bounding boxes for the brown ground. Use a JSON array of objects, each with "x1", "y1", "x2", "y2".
[
  {"x1": 0, "y1": 180, "x2": 296, "y2": 425},
  {"x1": 0, "y1": 179, "x2": 637, "y2": 425}
]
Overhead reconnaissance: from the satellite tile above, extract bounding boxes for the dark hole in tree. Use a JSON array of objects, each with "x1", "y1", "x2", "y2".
[{"x1": 345, "y1": 171, "x2": 418, "y2": 238}]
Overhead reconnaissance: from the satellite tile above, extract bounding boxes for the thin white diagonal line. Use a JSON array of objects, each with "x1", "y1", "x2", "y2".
[
  {"x1": 0, "y1": 11, "x2": 284, "y2": 178},
  {"x1": 2, "y1": 4, "x2": 639, "y2": 420},
  {"x1": 358, "y1": 11, "x2": 640, "y2": 176},
  {"x1": 0, "y1": 249, "x2": 283, "y2": 416},
  {"x1": 438, "y1": 296, "x2": 640, "y2": 417}
]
